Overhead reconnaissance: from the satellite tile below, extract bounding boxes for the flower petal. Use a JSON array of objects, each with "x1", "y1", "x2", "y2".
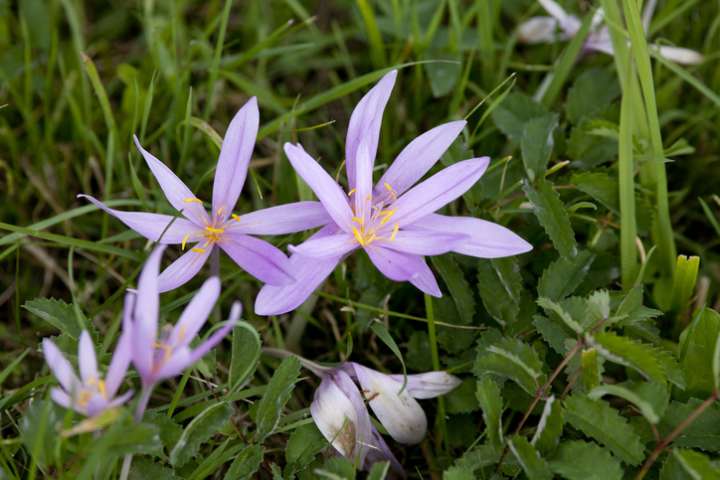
[
  {"x1": 154, "y1": 346, "x2": 192, "y2": 381},
  {"x1": 132, "y1": 246, "x2": 164, "y2": 381},
  {"x1": 42, "y1": 339, "x2": 80, "y2": 393},
  {"x1": 365, "y1": 245, "x2": 425, "y2": 281},
  {"x1": 409, "y1": 213, "x2": 532, "y2": 258},
  {"x1": 50, "y1": 387, "x2": 73, "y2": 409},
  {"x1": 310, "y1": 375, "x2": 360, "y2": 459},
  {"x1": 517, "y1": 16, "x2": 563, "y2": 44},
  {"x1": 186, "y1": 310, "x2": 239, "y2": 366},
  {"x1": 388, "y1": 371, "x2": 462, "y2": 399},
  {"x1": 408, "y1": 257, "x2": 442, "y2": 297},
  {"x1": 345, "y1": 70, "x2": 397, "y2": 189},
  {"x1": 105, "y1": 295, "x2": 133, "y2": 398},
  {"x1": 375, "y1": 120, "x2": 466, "y2": 198},
  {"x1": 391, "y1": 157, "x2": 490, "y2": 226},
  {"x1": 225, "y1": 201, "x2": 331, "y2": 235},
  {"x1": 254, "y1": 226, "x2": 342, "y2": 315},
  {"x1": 220, "y1": 233, "x2": 294, "y2": 286},
  {"x1": 106, "y1": 390, "x2": 134, "y2": 409},
  {"x1": 78, "y1": 331, "x2": 98, "y2": 384},
  {"x1": 77, "y1": 195, "x2": 201, "y2": 244},
  {"x1": 212, "y1": 97, "x2": 259, "y2": 221},
  {"x1": 284, "y1": 143, "x2": 354, "y2": 233},
  {"x1": 654, "y1": 45, "x2": 704, "y2": 65},
  {"x1": 538, "y1": 0, "x2": 580, "y2": 34},
  {"x1": 157, "y1": 246, "x2": 212, "y2": 293},
  {"x1": 289, "y1": 233, "x2": 357, "y2": 259},
  {"x1": 354, "y1": 140, "x2": 374, "y2": 221},
  {"x1": 170, "y1": 276, "x2": 220, "y2": 349},
  {"x1": 133, "y1": 136, "x2": 208, "y2": 225},
  {"x1": 364, "y1": 429, "x2": 403, "y2": 474},
  {"x1": 352, "y1": 363, "x2": 428, "y2": 445},
  {"x1": 377, "y1": 230, "x2": 467, "y2": 256}
]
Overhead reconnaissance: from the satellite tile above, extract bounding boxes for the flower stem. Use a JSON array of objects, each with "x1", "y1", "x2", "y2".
[
  {"x1": 119, "y1": 387, "x2": 153, "y2": 480},
  {"x1": 424, "y1": 294, "x2": 447, "y2": 453}
]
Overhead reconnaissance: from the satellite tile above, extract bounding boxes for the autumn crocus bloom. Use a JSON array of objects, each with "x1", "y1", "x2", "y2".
[
  {"x1": 255, "y1": 70, "x2": 531, "y2": 315},
  {"x1": 129, "y1": 246, "x2": 239, "y2": 389},
  {"x1": 80, "y1": 97, "x2": 330, "y2": 292},
  {"x1": 518, "y1": 0, "x2": 703, "y2": 65},
  {"x1": 311, "y1": 362, "x2": 461, "y2": 473},
  {"x1": 43, "y1": 325, "x2": 133, "y2": 417}
]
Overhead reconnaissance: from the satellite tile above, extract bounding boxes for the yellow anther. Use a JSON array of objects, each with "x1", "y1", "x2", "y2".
[
  {"x1": 181, "y1": 234, "x2": 190, "y2": 251},
  {"x1": 351, "y1": 216, "x2": 365, "y2": 225},
  {"x1": 183, "y1": 197, "x2": 202, "y2": 204},
  {"x1": 352, "y1": 227, "x2": 366, "y2": 246},
  {"x1": 191, "y1": 247, "x2": 206, "y2": 253},
  {"x1": 347, "y1": 188, "x2": 356, "y2": 196},
  {"x1": 390, "y1": 224, "x2": 399, "y2": 241},
  {"x1": 231, "y1": 214, "x2": 241, "y2": 222},
  {"x1": 216, "y1": 207, "x2": 225, "y2": 216},
  {"x1": 205, "y1": 226, "x2": 225, "y2": 234},
  {"x1": 97, "y1": 379, "x2": 107, "y2": 399},
  {"x1": 77, "y1": 389, "x2": 92, "y2": 408},
  {"x1": 384, "y1": 182, "x2": 398, "y2": 199},
  {"x1": 365, "y1": 194, "x2": 373, "y2": 201},
  {"x1": 177, "y1": 325, "x2": 187, "y2": 343},
  {"x1": 379, "y1": 209, "x2": 396, "y2": 225}
]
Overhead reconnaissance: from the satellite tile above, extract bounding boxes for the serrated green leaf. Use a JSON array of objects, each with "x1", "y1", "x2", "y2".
[
  {"x1": 508, "y1": 435, "x2": 552, "y2": 480},
  {"x1": 671, "y1": 449, "x2": 720, "y2": 480},
  {"x1": 224, "y1": 444, "x2": 263, "y2": 480},
  {"x1": 254, "y1": 356, "x2": 301, "y2": 441},
  {"x1": 521, "y1": 113, "x2": 558, "y2": 181},
  {"x1": 170, "y1": 402, "x2": 232, "y2": 467},
  {"x1": 537, "y1": 297, "x2": 583, "y2": 334},
  {"x1": 23, "y1": 298, "x2": 82, "y2": 339},
  {"x1": 446, "y1": 379, "x2": 478, "y2": 414},
  {"x1": 229, "y1": 321, "x2": 261, "y2": 392},
  {"x1": 592, "y1": 331, "x2": 667, "y2": 383},
  {"x1": 659, "y1": 399, "x2": 720, "y2": 452},
  {"x1": 589, "y1": 383, "x2": 664, "y2": 424},
  {"x1": 549, "y1": 440, "x2": 622, "y2": 480},
  {"x1": 286, "y1": 423, "x2": 326, "y2": 471},
  {"x1": 444, "y1": 444, "x2": 500, "y2": 479},
  {"x1": 476, "y1": 377, "x2": 503, "y2": 450},
  {"x1": 533, "y1": 315, "x2": 573, "y2": 354},
  {"x1": 475, "y1": 335, "x2": 545, "y2": 395},
  {"x1": 563, "y1": 394, "x2": 645, "y2": 465},
  {"x1": 538, "y1": 250, "x2": 595, "y2": 300},
  {"x1": 532, "y1": 396, "x2": 563, "y2": 454},
  {"x1": 580, "y1": 348, "x2": 602, "y2": 392},
  {"x1": 565, "y1": 68, "x2": 620, "y2": 124},
  {"x1": 680, "y1": 308, "x2": 720, "y2": 396},
  {"x1": 432, "y1": 255, "x2": 476, "y2": 325},
  {"x1": 476, "y1": 257, "x2": 523, "y2": 327},
  {"x1": 491, "y1": 92, "x2": 549, "y2": 143},
  {"x1": 572, "y1": 171, "x2": 619, "y2": 213},
  {"x1": 524, "y1": 179, "x2": 577, "y2": 258}
]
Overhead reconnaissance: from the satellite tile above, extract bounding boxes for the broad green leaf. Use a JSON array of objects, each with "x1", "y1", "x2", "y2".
[
  {"x1": 286, "y1": 423, "x2": 326, "y2": 471},
  {"x1": 537, "y1": 297, "x2": 583, "y2": 334},
  {"x1": 549, "y1": 440, "x2": 622, "y2": 480},
  {"x1": 614, "y1": 285, "x2": 662, "y2": 327},
  {"x1": 565, "y1": 68, "x2": 620, "y2": 124},
  {"x1": 475, "y1": 334, "x2": 545, "y2": 395},
  {"x1": 367, "y1": 461, "x2": 391, "y2": 480},
  {"x1": 144, "y1": 412, "x2": 183, "y2": 451},
  {"x1": 670, "y1": 449, "x2": 720, "y2": 480},
  {"x1": 531, "y1": 396, "x2": 563, "y2": 454},
  {"x1": 680, "y1": 307, "x2": 720, "y2": 396},
  {"x1": 23, "y1": 298, "x2": 82, "y2": 339},
  {"x1": 476, "y1": 377, "x2": 503, "y2": 450},
  {"x1": 476, "y1": 258, "x2": 523, "y2": 327},
  {"x1": 521, "y1": 113, "x2": 558, "y2": 181},
  {"x1": 229, "y1": 321, "x2": 261, "y2": 392},
  {"x1": 508, "y1": 435, "x2": 552, "y2": 480},
  {"x1": 589, "y1": 383, "x2": 664, "y2": 424},
  {"x1": 533, "y1": 314, "x2": 573, "y2": 354},
  {"x1": 538, "y1": 250, "x2": 595, "y2": 300},
  {"x1": 564, "y1": 394, "x2": 645, "y2": 465},
  {"x1": 491, "y1": 91, "x2": 548, "y2": 143},
  {"x1": 224, "y1": 444, "x2": 263, "y2": 480},
  {"x1": 580, "y1": 348, "x2": 602, "y2": 392},
  {"x1": 659, "y1": 399, "x2": 720, "y2": 452},
  {"x1": 129, "y1": 458, "x2": 181, "y2": 480},
  {"x1": 446, "y1": 379, "x2": 478, "y2": 414},
  {"x1": 592, "y1": 331, "x2": 667, "y2": 383},
  {"x1": 254, "y1": 356, "x2": 301, "y2": 441},
  {"x1": 572, "y1": 171, "x2": 619, "y2": 213},
  {"x1": 523, "y1": 179, "x2": 577, "y2": 258},
  {"x1": 670, "y1": 255, "x2": 700, "y2": 312},
  {"x1": 433, "y1": 255, "x2": 476, "y2": 325},
  {"x1": 170, "y1": 402, "x2": 232, "y2": 467},
  {"x1": 443, "y1": 444, "x2": 500, "y2": 480},
  {"x1": 424, "y1": 53, "x2": 461, "y2": 97},
  {"x1": 317, "y1": 455, "x2": 356, "y2": 479}
]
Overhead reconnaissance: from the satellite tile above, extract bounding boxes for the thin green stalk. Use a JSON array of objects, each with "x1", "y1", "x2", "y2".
[
  {"x1": 424, "y1": 294, "x2": 447, "y2": 452},
  {"x1": 204, "y1": 0, "x2": 233, "y2": 117},
  {"x1": 619, "y1": 65, "x2": 638, "y2": 289},
  {"x1": 356, "y1": 0, "x2": 387, "y2": 68}
]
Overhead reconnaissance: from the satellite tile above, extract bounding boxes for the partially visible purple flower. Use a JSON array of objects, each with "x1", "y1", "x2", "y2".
[
  {"x1": 43, "y1": 321, "x2": 133, "y2": 417},
  {"x1": 518, "y1": 0, "x2": 703, "y2": 65},
  {"x1": 128, "y1": 246, "x2": 239, "y2": 389},
  {"x1": 255, "y1": 71, "x2": 531, "y2": 315},
  {"x1": 310, "y1": 362, "x2": 460, "y2": 474},
  {"x1": 80, "y1": 97, "x2": 331, "y2": 292}
]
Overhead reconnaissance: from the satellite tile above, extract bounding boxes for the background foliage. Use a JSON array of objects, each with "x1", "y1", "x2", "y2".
[{"x1": 2, "y1": 0, "x2": 720, "y2": 478}]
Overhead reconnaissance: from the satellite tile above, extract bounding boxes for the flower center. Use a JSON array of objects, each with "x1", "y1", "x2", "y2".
[
  {"x1": 348, "y1": 184, "x2": 400, "y2": 247},
  {"x1": 76, "y1": 377, "x2": 108, "y2": 408}
]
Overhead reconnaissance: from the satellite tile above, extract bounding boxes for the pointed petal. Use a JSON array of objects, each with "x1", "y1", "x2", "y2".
[
  {"x1": 517, "y1": 16, "x2": 563, "y2": 44},
  {"x1": 409, "y1": 214, "x2": 532, "y2": 258},
  {"x1": 345, "y1": 70, "x2": 397, "y2": 188},
  {"x1": 133, "y1": 135, "x2": 208, "y2": 225},
  {"x1": 408, "y1": 257, "x2": 442, "y2": 297},
  {"x1": 654, "y1": 45, "x2": 703, "y2": 65},
  {"x1": 78, "y1": 331, "x2": 98, "y2": 383},
  {"x1": 388, "y1": 371, "x2": 462, "y2": 399},
  {"x1": 538, "y1": 0, "x2": 580, "y2": 34},
  {"x1": 77, "y1": 195, "x2": 201, "y2": 244},
  {"x1": 377, "y1": 230, "x2": 467, "y2": 256},
  {"x1": 212, "y1": 97, "x2": 259, "y2": 220},
  {"x1": 353, "y1": 140, "x2": 374, "y2": 221},
  {"x1": 86, "y1": 395, "x2": 109, "y2": 417},
  {"x1": 186, "y1": 311, "x2": 239, "y2": 366},
  {"x1": 310, "y1": 376, "x2": 360, "y2": 459},
  {"x1": 220, "y1": 233, "x2": 294, "y2": 285},
  {"x1": 157, "y1": 246, "x2": 212, "y2": 293},
  {"x1": 391, "y1": 157, "x2": 490, "y2": 226},
  {"x1": 105, "y1": 310, "x2": 132, "y2": 398},
  {"x1": 376, "y1": 121, "x2": 466, "y2": 198},
  {"x1": 353, "y1": 364, "x2": 428, "y2": 445},
  {"x1": 43, "y1": 339, "x2": 80, "y2": 393},
  {"x1": 170, "y1": 276, "x2": 220, "y2": 349},
  {"x1": 132, "y1": 246, "x2": 164, "y2": 381},
  {"x1": 50, "y1": 387, "x2": 73, "y2": 409},
  {"x1": 284, "y1": 143, "x2": 354, "y2": 232},
  {"x1": 364, "y1": 429, "x2": 404, "y2": 474},
  {"x1": 154, "y1": 347, "x2": 192, "y2": 381},
  {"x1": 225, "y1": 201, "x2": 331, "y2": 235},
  {"x1": 365, "y1": 246, "x2": 425, "y2": 281},
  {"x1": 289, "y1": 233, "x2": 357, "y2": 259},
  {"x1": 106, "y1": 390, "x2": 134, "y2": 409}
]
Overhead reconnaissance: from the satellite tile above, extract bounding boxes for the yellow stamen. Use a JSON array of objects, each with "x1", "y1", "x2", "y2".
[
  {"x1": 191, "y1": 247, "x2": 206, "y2": 253},
  {"x1": 231, "y1": 214, "x2": 241, "y2": 222},
  {"x1": 97, "y1": 379, "x2": 107, "y2": 399},
  {"x1": 183, "y1": 197, "x2": 202, "y2": 204},
  {"x1": 177, "y1": 325, "x2": 187, "y2": 343},
  {"x1": 348, "y1": 188, "x2": 356, "y2": 196},
  {"x1": 154, "y1": 342, "x2": 173, "y2": 364},
  {"x1": 77, "y1": 390, "x2": 92, "y2": 408},
  {"x1": 390, "y1": 223, "x2": 399, "y2": 241},
  {"x1": 351, "y1": 216, "x2": 364, "y2": 225},
  {"x1": 384, "y1": 182, "x2": 397, "y2": 199},
  {"x1": 352, "y1": 227, "x2": 366, "y2": 246},
  {"x1": 181, "y1": 234, "x2": 190, "y2": 251},
  {"x1": 379, "y1": 209, "x2": 396, "y2": 225},
  {"x1": 205, "y1": 226, "x2": 225, "y2": 234},
  {"x1": 216, "y1": 206, "x2": 225, "y2": 216}
]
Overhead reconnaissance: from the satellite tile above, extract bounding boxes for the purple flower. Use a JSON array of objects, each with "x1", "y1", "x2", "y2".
[
  {"x1": 80, "y1": 97, "x2": 331, "y2": 292},
  {"x1": 517, "y1": 0, "x2": 703, "y2": 65},
  {"x1": 310, "y1": 362, "x2": 461, "y2": 474},
  {"x1": 128, "y1": 246, "x2": 239, "y2": 388},
  {"x1": 255, "y1": 71, "x2": 531, "y2": 315},
  {"x1": 43, "y1": 324, "x2": 133, "y2": 417}
]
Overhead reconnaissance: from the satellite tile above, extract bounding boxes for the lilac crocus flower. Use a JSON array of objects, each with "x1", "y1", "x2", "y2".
[
  {"x1": 128, "y1": 246, "x2": 239, "y2": 389},
  {"x1": 80, "y1": 97, "x2": 331, "y2": 292},
  {"x1": 255, "y1": 70, "x2": 531, "y2": 315},
  {"x1": 517, "y1": 0, "x2": 703, "y2": 65},
  {"x1": 311, "y1": 362, "x2": 460, "y2": 473},
  {"x1": 42, "y1": 324, "x2": 133, "y2": 417}
]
